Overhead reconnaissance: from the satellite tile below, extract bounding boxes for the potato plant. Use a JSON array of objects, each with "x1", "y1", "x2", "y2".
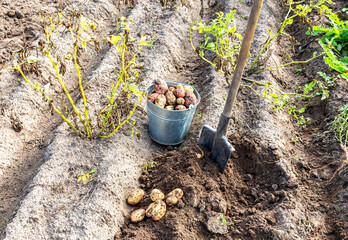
[
  {"x1": 190, "y1": 10, "x2": 242, "y2": 85},
  {"x1": 190, "y1": 2, "x2": 335, "y2": 126},
  {"x1": 98, "y1": 16, "x2": 147, "y2": 138},
  {"x1": 1, "y1": 13, "x2": 147, "y2": 139},
  {"x1": 306, "y1": 11, "x2": 348, "y2": 80},
  {"x1": 2, "y1": 12, "x2": 97, "y2": 139},
  {"x1": 249, "y1": 0, "x2": 333, "y2": 72}
]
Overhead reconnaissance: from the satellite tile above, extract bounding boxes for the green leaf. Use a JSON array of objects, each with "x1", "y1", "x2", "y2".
[
  {"x1": 206, "y1": 42, "x2": 215, "y2": 50},
  {"x1": 283, "y1": 95, "x2": 290, "y2": 102},
  {"x1": 204, "y1": 37, "x2": 210, "y2": 46},
  {"x1": 90, "y1": 168, "x2": 97, "y2": 173},
  {"x1": 341, "y1": 56, "x2": 348, "y2": 64},
  {"x1": 286, "y1": 18, "x2": 293, "y2": 25},
  {"x1": 235, "y1": 33, "x2": 242, "y2": 40},
  {"x1": 128, "y1": 84, "x2": 142, "y2": 97},
  {"x1": 26, "y1": 56, "x2": 39, "y2": 63}
]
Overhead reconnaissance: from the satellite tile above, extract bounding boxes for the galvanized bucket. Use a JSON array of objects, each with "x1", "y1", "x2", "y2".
[{"x1": 146, "y1": 80, "x2": 201, "y2": 145}]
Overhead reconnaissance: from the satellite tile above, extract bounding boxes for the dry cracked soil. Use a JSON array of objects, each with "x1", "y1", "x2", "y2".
[{"x1": 0, "y1": 0, "x2": 347, "y2": 239}]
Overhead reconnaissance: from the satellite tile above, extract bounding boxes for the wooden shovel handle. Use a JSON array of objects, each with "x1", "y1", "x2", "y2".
[{"x1": 222, "y1": 0, "x2": 264, "y2": 118}]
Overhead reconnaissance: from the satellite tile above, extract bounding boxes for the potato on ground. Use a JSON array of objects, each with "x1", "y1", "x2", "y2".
[
  {"x1": 130, "y1": 209, "x2": 146, "y2": 223},
  {"x1": 165, "y1": 91, "x2": 176, "y2": 105},
  {"x1": 150, "y1": 189, "x2": 165, "y2": 201},
  {"x1": 166, "y1": 188, "x2": 184, "y2": 206},
  {"x1": 148, "y1": 93, "x2": 159, "y2": 103},
  {"x1": 176, "y1": 97, "x2": 185, "y2": 105},
  {"x1": 175, "y1": 105, "x2": 186, "y2": 111},
  {"x1": 173, "y1": 84, "x2": 185, "y2": 98},
  {"x1": 154, "y1": 79, "x2": 168, "y2": 95},
  {"x1": 155, "y1": 94, "x2": 166, "y2": 108},
  {"x1": 165, "y1": 105, "x2": 174, "y2": 110},
  {"x1": 184, "y1": 91, "x2": 197, "y2": 108},
  {"x1": 146, "y1": 200, "x2": 166, "y2": 221},
  {"x1": 127, "y1": 189, "x2": 145, "y2": 205}
]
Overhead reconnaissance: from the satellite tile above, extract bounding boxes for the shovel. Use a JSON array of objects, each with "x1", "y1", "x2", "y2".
[{"x1": 198, "y1": 0, "x2": 264, "y2": 173}]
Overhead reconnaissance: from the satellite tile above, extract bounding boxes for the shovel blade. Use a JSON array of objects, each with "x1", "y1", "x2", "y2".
[
  {"x1": 198, "y1": 125, "x2": 235, "y2": 173},
  {"x1": 198, "y1": 125, "x2": 215, "y2": 149}
]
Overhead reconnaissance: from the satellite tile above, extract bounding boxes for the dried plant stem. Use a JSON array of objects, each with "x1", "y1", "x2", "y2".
[
  {"x1": 7, "y1": 66, "x2": 83, "y2": 136},
  {"x1": 99, "y1": 95, "x2": 142, "y2": 138}
]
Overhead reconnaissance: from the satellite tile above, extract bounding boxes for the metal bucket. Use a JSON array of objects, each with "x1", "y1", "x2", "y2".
[{"x1": 146, "y1": 80, "x2": 201, "y2": 145}]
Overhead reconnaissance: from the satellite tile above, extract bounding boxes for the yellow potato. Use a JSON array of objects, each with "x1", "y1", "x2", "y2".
[
  {"x1": 165, "y1": 188, "x2": 184, "y2": 206},
  {"x1": 166, "y1": 196, "x2": 179, "y2": 206},
  {"x1": 155, "y1": 94, "x2": 166, "y2": 108},
  {"x1": 146, "y1": 200, "x2": 166, "y2": 221},
  {"x1": 130, "y1": 209, "x2": 145, "y2": 223},
  {"x1": 184, "y1": 85, "x2": 194, "y2": 94},
  {"x1": 175, "y1": 105, "x2": 186, "y2": 111},
  {"x1": 127, "y1": 189, "x2": 145, "y2": 205},
  {"x1": 176, "y1": 97, "x2": 185, "y2": 105},
  {"x1": 165, "y1": 105, "x2": 174, "y2": 110},
  {"x1": 165, "y1": 91, "x2": 176, "y2": 105},
  {"x1": 150, "y1": 189, "x2": 165, "y2": 202},
  {"x1": 168, "y1": 86, "x2": 176, "y2": 92}
]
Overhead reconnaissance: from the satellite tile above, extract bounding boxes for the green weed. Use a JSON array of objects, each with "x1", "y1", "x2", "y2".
[
  {"x1": 219, "y1": 215, "x2": 233, "y2": 226},
  {"x1": 77, "y1": 168, "x2": 97, "y2": 183},
  {"x1": 142, "y1": 161, "x2": 157, "y2": 170},
  {"x1": 146, "y1": 36, "x2": 156, "y2": 48}
]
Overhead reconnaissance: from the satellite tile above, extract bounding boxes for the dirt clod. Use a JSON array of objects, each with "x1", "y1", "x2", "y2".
[
  {"x1": 7, "y1": 10, "x2": 15, "y2": 17},
  {"x1": 205, "y1": 211, "x2": 228, "y2": 235}
]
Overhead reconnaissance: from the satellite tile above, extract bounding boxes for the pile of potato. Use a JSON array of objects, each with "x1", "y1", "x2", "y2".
[
  {"x1": 149, "y1": 79, "x2": 198, "y2": 110},
  {"x1": 127, "y1": 188, "x2": 184, "y2": 223}
]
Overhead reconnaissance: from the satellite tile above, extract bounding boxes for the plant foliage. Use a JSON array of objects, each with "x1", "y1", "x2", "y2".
[
  {"x1": 306, "y1": 12, "x2": 348, "y2": 79},
  {"x1": 190, "y1": 10, "x2": 242, "y2": 85}
]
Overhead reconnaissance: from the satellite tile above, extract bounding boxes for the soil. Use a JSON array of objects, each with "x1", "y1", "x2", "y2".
[
  {"x1": 117, "y1": 136, "x2": 345, "y2": 239},
  {"x1": 0, "y1": 0, "x2": 68, "y2": 234},
  {"x1": 0, "y1": 0, "x2": 347, "y2": 239}
]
